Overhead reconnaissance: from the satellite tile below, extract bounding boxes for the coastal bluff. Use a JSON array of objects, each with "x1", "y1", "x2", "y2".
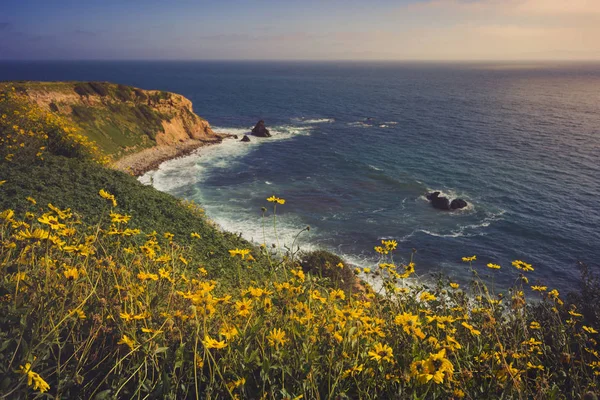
[{"x1": 1, "y1": 81, "x2": 222, "y2": 175}]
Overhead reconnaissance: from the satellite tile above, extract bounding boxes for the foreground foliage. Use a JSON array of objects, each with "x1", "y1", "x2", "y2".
[{"x1": 1, "y1": 190, "x2": 599, "y2": 399}]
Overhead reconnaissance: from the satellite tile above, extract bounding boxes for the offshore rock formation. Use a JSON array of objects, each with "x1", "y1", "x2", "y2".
[
  {"x1": 251, "y1": 120, "x2": 271, "y2": 137},
  {"x1": 426, "y1": 192, "x2": 468, "y2": 211}
]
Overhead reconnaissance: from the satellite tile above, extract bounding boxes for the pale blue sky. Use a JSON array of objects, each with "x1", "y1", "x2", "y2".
[{"x1": 1, "y1": 0, "x2": 599, "y2": 60}]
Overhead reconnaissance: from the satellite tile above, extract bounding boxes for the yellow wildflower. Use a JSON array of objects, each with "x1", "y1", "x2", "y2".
[
  {"x1": 462, "y1": 255, "x2": 476, "y2": 262},
  {"x1": 267, "y1": 328, "x2": 288, "y2": 350},
  {"x1": 583, "y1": 326, "x2": 599, "y2": 334},
  {"x1": 368, "y1": 342, "x2": 394, "y2": 363},
  {"x1": 118, "y1": 335, "x2": 136, "y2": 350},
  {"x1": 266, "y1": 195, "x2": 285, "y2": 204},
  {"x1": 19, "y1": 362, "x2": 50, "y2": 393},
  {"x1": 63, "y1": 267, "x2": 79, "y2": 280},
  {"x1": 487, "y1": 263, "x2": 501, "y2": 269},
  {"x1": 203, "y1": 335, "x2": 227, "y2": 349},
  {"x1": 236, "y1": 298, "x2": 253, "y2": 317},
  {"x1": 99, "y1": 189, "x2": 117, "y2": 207},
  {"x1": 38, "y1": 214, "x2": 66, "y2": 230},
  {"x1": 461, "y1": 322, "x2": 481, "y2": 336}
]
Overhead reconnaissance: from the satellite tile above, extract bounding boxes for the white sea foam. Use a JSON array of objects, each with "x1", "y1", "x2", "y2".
[
  {"x1": 347, "y1": 121, "x2": 372, "y2": 128},
  {"x1": 292, "y1": 117, "x2": 335, "y2": 124},
  {"x1": 140, "y1": 124, "x2": 312, "y2": 191},
  {"x1": 368, "y1": 164, "x2": 382, "y2": 171}
]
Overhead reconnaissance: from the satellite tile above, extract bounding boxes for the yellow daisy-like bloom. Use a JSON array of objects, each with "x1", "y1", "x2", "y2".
[
  {"x1": 419, "y1": 292, "x2": 436, "y2": 302},
  {"x1": 568, "y1": 310, "x2": 583, "y2": 318},
  {"x1": 487, "y1": 263, "x2": 501, "y2": 269},
  {"x1": 99, "y1": 189, "x2": 117, "y2": 207},
  {"x1": 229, "y1": 248, "x2": 252, "y2": 259},
  {"x1": 394, "y1": 312, "x2": 426, "y2": 340},
  {"x1": 266, "y1": 195, "x2": 286, "y2": 204},
  {"x1": 410, "y1": 360, "x2": 432, "y2": 384},
  {"x1": 531, "y1": 285, "x2": 547, "y2": 292},
  {"x1": 38, "y1": 214, "x2": 66, "y2": 230},
  {"x1": 191, "y1": 232, "x2": 201, "y2": 239},
  {"x1": 583, "y1": 326, "x2": 599, "y2": 334},
  {"x1": 368, "y1": 342, "x2": 394, "y2": 363},
  {"x1": 449, "y1": 282, "x2": 460, "y2": 289},
  {"x1": 117, "y1": 335, "x2": 136, "y2": 350},
  {"x1": 462, "y1": 255, "x2": 476, "y2": 262},
  {"x1": 19, "y1": 362, "x2": 50, "y2": 393},
  {"x1": 512, "y1": 260, "x2": 534, "y2": 272},
  {"x1": 26, "y1": 196, "x2": 36, "y2": 205},
  {"x1": 267, "y1": 328, "x2": 288, "y2": 350},
  {"x1": 203, "y1": 335, "x2": 227, "y2": 349},
  {"x1": 529, "y1": 321, "x2": 541, "y2": 330},
  {"x1": 425, "y1": 348, "x2": 454, "y2": 384},
  {"x1": 110, "y1": 212, "x2": 131, "y2": 224},
  {"x1": 63, "y1": 267, "x2": 79, "y2": 280},
  {"x1": 236, "y1": 298, "x2": 253, "y2": 317},
  {"x1": 382, "y1": 239, "x2": 398, "y2": 251},
  {"x1": 461, "y1": 321, "x2": 481, "y2": 336},
  {"x1": 329, "y1": 289, "x2": 345, "y2": 301},
  {"x1": 219, "y1": 324, "x2": 239, "y2": 341}
]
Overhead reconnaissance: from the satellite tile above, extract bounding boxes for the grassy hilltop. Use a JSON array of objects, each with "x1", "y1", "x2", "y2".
[
  {"x1": 0, "y1": 81, "x2": 218, "y2": 159},
  {"x1": 1, "y1": 83, "x2": 600, "y2": 399}
]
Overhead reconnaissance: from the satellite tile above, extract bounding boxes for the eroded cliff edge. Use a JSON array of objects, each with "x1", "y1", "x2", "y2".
[{"x1": 3, "y1": 81, "x2": 223, "y2": 175}]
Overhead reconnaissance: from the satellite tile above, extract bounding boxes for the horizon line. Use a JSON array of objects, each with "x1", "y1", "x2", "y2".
[{"x1": 2, "y1": 59, "x2": 600, "y2": 64}]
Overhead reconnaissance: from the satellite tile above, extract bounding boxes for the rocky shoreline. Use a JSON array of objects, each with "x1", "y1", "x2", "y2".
[
  {"x1": 113, "y1": 118, "x2": 274, "y2": 176},
  {"x1": 112, "y1": 135, "x2": 231, "y2": 176}
]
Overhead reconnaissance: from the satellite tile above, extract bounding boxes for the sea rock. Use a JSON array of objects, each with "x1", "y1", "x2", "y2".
[
  {"x1": 430, "y1": 194, "x2": 451, "y2": 210},
  {"x1": 251, "y1": 120, "x2": 271, "y2": 137},
  {"x1": 240, "y1": 135, "x2": 251, "y2": 142},
  {"x1": 426, "y1": 191, "x2": 468, "y2": 211},
  {"x1": 426, "y1": 191, "x2": 440, "y2": 201},
  {"x1": 450, "y1": 198, "x2": 468, "y2": 210}
]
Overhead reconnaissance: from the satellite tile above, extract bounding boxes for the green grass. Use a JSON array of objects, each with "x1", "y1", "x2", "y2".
[
  {"x1": 0, "y1": 81, "x2": 183, "y2": 159},
  {"x1": 0, "y1": 153, "x2": 276, "y2": 285}
]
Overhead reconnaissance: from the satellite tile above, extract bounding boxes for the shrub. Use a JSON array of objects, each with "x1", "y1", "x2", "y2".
[
  {"x1": 300, "y1": 249, "x2": 358, "y2": 293},
  {"x1": 115, "y1": 84, "x2": 133, "y2": 102}
]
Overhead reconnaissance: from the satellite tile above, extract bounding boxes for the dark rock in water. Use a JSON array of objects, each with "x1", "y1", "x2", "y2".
[
  {"x1": 251, "y1": 120, "x2": 271, "y2": 137},
  {"x1": 240, "y1": 135, "x2": 251, "y2": 142},
  {"x1": 431, "y1": 195, "x2": 451, "y2": 210},
  {"x1": 426, "y1": 191, "x2": 440, "y2": 201},
  {"x1": 450, "y1": 198, "x2": 468, "y2": 210},
  {"x1": 426, "y1": 191, "x2": 468, "y2": 211}
]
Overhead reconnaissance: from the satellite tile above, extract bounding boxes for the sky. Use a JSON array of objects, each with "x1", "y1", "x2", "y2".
[{"x1": 1, "y1": 0, "x2": 600, "y2": 61}]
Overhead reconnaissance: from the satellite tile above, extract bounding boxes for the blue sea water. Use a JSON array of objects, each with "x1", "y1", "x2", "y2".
[{"x1": 2, "y1": 61, "x2": 599, "y2": 291}]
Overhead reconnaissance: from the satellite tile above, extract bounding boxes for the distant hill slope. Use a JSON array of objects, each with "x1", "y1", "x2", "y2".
[{"x1": 0, "y1": 81, "x2": 218, "y2": 159}]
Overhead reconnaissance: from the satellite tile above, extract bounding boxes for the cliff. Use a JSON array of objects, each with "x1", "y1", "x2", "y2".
[{"x1": 0, "y1": 81, "x2": 221, "y2": 174}]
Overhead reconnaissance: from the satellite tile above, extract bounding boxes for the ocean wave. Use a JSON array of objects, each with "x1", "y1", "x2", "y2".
[
  {"x1": 140, "y1": 124, "x2": 312, "y2": 191},
  {"x1": 293, "y1": 117, "x2": 335, "y2": 124},
  {"x1": 347, "y1": 121, "x2": 372, "y2": 128},
  {"x1": 399, "y1": 209, "x2": 506, "y2": 240}
]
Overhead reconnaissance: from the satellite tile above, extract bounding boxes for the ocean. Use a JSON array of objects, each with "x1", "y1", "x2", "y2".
[{"x1": 2, "y1": 60, "x2": 599, "y2": 291}]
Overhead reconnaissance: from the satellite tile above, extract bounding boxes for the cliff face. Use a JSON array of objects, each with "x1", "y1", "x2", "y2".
[{"x1": 4, "y1": 81, "x2": 218, "y2": 158}]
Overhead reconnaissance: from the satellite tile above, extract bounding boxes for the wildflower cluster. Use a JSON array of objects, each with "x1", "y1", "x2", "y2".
[
  {"x1": 0, "y1": 87, "x2": 108, "y2": 165},
  {"x1": 0, "y1": 189, "x2": 599, "y2": 399}
]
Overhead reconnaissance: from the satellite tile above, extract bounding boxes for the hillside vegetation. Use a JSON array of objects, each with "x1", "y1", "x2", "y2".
[
  {"x1": 1, "y1": 84, "x2": 600, "y2": 399},
  {"x1": 0, "y1": 81, "x2": 218, "y2": 159}
]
